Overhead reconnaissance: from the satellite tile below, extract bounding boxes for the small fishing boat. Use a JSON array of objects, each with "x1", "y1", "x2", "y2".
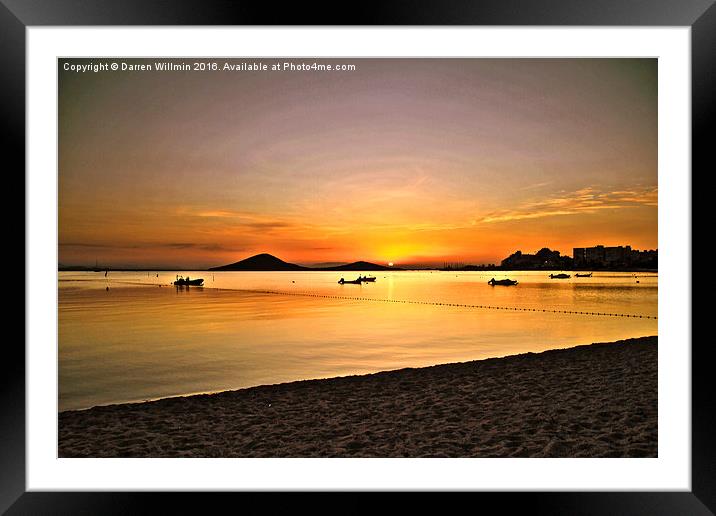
[
  {"x1": 549, "y1": 273, "x2": 571, "y2": 279},
  {"x1": 575, "y1": 272, "x2": 592, "y2": 277},
  {"x1": 174, "y1": 275, "x2": 204, "y2": 286},
  {"x1": 338, "y1": 277, "x2": 362, "y2": 284},
  {"x1": 488, "y1": 278, "x2": 518, "y2": 286},
  {"x1": 360, "y1": 276, "x2": 377, "y2": 282}
]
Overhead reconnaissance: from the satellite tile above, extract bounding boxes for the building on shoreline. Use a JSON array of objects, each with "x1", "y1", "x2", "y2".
[
  {"x1": 500, "y1": 248, "x2": 573, "y2": 270},
  {"x1": 439, "y1": 245, "x2": 657, "y2": 272},
  {"x1": 573, "y1": 245, "x2": 657, "y2": 269}
]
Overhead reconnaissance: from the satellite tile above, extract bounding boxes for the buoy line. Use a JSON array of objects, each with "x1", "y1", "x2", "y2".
[{"x1": 246, "y1": 289, "x2": 658, "y2": 320}]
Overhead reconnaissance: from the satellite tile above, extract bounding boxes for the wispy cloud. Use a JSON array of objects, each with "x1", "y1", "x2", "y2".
[
  {"x1": 176, "y1": 207, "x2": 301, "y2": 234},
  {"x1": 160, "y1": 243, "x2": 197, "y2": 249},
  {"x1": 60, "y1": 242, "x2": 241, "y2": 252},
  {"x1": 519, "y1": 181, "x2": 553, "y2": 191},
  {"x1": 476, "y1": 186, "x2": 657, "y2": 224},
  {"x1": 244, "y1": 221, "x2": 293, "y2": 230},
  {"x1": 195, "y1": 210, "x2": 239, "y2": 218},
  {"x1": 59, "y1": 242, "x2": 118, "y2": 248}
]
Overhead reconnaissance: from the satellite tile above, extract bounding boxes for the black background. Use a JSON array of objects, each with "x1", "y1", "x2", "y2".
[{"x1": 3, "y1": 0, "x2": 712, "y2": 513}]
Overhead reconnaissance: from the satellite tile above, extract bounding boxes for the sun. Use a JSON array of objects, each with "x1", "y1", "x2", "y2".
[{"x1": 388, "y1": 262, "x2": 394, "y2": 267}]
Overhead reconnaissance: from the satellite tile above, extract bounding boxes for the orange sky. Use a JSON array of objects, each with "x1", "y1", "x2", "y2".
[{"x1": 59, "y1": 58, "x2": 657, "y2": 268}]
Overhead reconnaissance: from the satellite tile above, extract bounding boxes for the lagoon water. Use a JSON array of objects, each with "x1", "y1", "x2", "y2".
[{"x1": 58, "y1": 270, "x2": 657, "y2": 411}]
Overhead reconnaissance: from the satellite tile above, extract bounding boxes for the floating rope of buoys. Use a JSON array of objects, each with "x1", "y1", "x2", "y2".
[
  {"x1": 112, "y1": 280, "x2": 656, "y2": 319},
  {"x1": 231, "y1": 288, "x2": 657, "y2": 320}
]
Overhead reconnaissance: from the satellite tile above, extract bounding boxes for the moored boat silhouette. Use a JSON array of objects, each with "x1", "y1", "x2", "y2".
[
  {"x1": 488, "y1": 278, "x2": 518, "y2": 286},
  {"x1": 174, "y1": 275, "x2": 204, "y2": 286}
]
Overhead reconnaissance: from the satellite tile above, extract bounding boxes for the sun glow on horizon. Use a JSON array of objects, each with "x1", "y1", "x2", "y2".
[{"x1": 59, "y1": 58, "x2": 657, "y2": 269}]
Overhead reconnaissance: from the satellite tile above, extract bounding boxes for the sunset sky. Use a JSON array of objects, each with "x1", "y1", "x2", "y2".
[{"x1": 59, "y1": 58, "x2": 657, "y2": 268}]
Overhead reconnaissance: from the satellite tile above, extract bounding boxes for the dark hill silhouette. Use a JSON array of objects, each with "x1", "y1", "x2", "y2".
[
  {"x1": 308, "y1": 262, "x2": 348, "y2": 268},
  {"x1": 209, "y1": 253, "x2": 309, "y2": 271},
  {"x1": 210, "y1": 254, "x2": 400, "y2": 271},
  {"x1": 319, "y1": 261, "x2": 396, "y2": 271}
]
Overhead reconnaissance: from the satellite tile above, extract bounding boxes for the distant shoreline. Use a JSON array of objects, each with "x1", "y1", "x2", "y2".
[
  {"x1": 58, "y1": 267, "x2": 658, "y2": 273},
  {"x1": 59, "y1": 336, "x2": 657, "y2": 458},
  {"x1": 59, "y1": 252, "x2": 657, "y2": 273}
]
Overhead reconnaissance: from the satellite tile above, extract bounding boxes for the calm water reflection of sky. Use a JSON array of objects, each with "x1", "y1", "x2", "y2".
[{"x1": 59, "y1": 270, "x2": 657, "y2": 411}]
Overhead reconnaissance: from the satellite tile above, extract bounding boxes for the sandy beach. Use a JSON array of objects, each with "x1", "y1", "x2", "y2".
[{"x1": 59, "y1": 336, "x2": 657, "y2": 458}]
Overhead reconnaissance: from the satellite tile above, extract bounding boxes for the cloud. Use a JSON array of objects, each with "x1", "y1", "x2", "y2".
[
  {"x1": 195, "y1": 210, "x2": 240, "y2": 218},
  {"x1": 179, "y1": 207, "x2": 299, "y2": 233},
  {"x1": 60, "y1": 242, "x2": 242, "y2": 252},
  {"x1": 160, "y1": 243, "x2": 197, "y2": 249},
  {"x1": 157, "y1": 242, "x2": 247, "y2": 252},
  {"x1": 59, "y1": 242, "x2": 118, "y2": 248},
  {"x1": 519, "y1": 181, "x2": 553, "y2": 191},
  {"x1": 244, "y1": 221, "x2": 293, "y2": 230},
  {"x1": 476, "y1": 186, "x2": 658, "y2": 224}
]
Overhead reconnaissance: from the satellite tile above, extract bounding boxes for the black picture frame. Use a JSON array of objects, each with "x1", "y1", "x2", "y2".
[{"x1": 5, "y1": 0, "x2": 711, "y2": 512}]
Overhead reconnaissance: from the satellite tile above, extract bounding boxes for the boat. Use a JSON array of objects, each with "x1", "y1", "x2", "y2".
[
  {"x1": 174, "y1": 275, "x2": 204, "y2": 286},
  {"x1": 549, "y1": 273, "x2": 571, "y2": 279},
  {"x1": 174, "y1": 278, "x2": 204, "y2": 286},
  {"x1": 488, "y1": 278, "x2": 518, "y2": 286},
  {"x1": 575, "y1": 272, "x2": 592, "y2": 277},
  {"x1": 359, "y1": 276, "x2": 376, "y2": 282},
  {"x1": 338, "y1": 277, "x2": 362, "y2": 284}
]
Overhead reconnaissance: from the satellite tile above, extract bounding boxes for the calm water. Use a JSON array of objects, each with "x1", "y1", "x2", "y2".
[{"x1": 58, "y1": 270, "x2": 657, "y2": 411}]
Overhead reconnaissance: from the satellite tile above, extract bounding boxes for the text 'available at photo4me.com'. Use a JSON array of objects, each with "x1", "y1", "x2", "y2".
[{"x1": 62, "y1": 60, "x2": 358, "y2": 74}]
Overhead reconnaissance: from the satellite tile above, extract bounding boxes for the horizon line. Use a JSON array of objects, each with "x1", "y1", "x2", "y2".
[{"x1": 58, "y1": 244, "x2": 659, "y2": 271}]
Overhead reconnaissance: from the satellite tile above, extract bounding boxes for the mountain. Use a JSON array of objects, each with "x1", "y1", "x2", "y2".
[
  {"x1": 209, "y1": 253, "x2": 309, "y2": 271},
  {"x1": 209, "y1": 254, "x2": 400, "y2": 271},
  {"x1": 319, "y1": 261, "x2": 398, "y2": 271}
]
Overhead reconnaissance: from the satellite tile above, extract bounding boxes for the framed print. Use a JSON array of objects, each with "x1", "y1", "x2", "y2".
[{"x1": 6, "y1": 0, "x2": 712, "y2": 512}]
